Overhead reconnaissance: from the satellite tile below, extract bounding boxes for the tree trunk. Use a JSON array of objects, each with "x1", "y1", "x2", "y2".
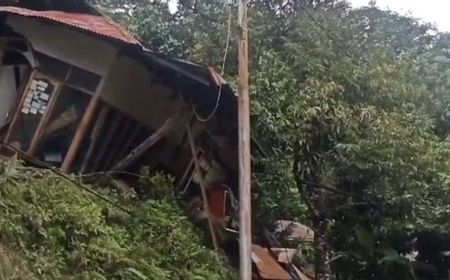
[{"x1": 313, "y1": 212, "x2": 332, "y2": 280}]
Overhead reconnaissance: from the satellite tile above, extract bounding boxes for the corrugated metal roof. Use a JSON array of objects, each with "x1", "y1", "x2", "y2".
[
  {"x1": 0, "y1": 6, "x2": 140, "y2": 45},
  {"x1": 0, "y1": 5, "x2": 236, "y2": 119}
]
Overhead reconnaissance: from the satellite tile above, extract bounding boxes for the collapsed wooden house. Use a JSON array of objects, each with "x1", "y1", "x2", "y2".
[
  {"x1": 0, "y1": 5, "x2": 238, "y2": 176},
  {"x1": 0, "y1": 1, "x2": 311, "y2": 279}
]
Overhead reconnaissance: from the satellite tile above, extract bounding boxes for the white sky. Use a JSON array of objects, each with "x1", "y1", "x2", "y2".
[{"x1": 350, "y1": 0, "x2": 450, "y2": 31}]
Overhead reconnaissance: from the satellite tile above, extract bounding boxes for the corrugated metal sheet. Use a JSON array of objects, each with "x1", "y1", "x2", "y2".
[
  {"x1": 0, "y1": 6, "x2": 140, "y2": 45},
  {"x1": 252, "y1": 245, "x2": 292, "y2": 280}
]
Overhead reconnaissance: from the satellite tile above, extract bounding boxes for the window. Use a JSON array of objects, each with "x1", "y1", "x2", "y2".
[
  {"x1": 37, "y1": 86, "x2": 91, "y2": 166},
  {"x1": 7, "y1": 72, "x2": 60, "y2": 150}
]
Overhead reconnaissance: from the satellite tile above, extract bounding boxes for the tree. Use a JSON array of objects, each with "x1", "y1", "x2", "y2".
[
  {"x1": 68, "y1": 1, "x2": 450, "y2": 279},
  {"x1": 252, "y1": 6, "x2": 450, "y2": 279}
]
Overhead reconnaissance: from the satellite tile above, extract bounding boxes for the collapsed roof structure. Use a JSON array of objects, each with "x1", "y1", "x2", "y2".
[{"x1": 0, "y1": 1, "x2": 311, "y2": 278}]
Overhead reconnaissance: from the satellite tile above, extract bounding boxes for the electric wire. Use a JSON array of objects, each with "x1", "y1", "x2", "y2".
[{"x1": 192, "y1": 1, "x2": 233, "y2": 122}]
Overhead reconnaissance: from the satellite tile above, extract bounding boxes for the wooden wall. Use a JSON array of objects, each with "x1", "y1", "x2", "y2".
[{"x1": 7, "y1": 16, "x2": 117, "y2": 77}]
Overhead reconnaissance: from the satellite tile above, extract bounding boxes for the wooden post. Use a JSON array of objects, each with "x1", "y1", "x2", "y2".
[
  {"x1": 61, "y1": 77, "x2": 107, "y2": 172},
  {"x1": 186, "y1": 124, "x2": 219, "y2": 250},
  {"x1": 237, "y1": 0, "x2": 252, "y2": 278}
]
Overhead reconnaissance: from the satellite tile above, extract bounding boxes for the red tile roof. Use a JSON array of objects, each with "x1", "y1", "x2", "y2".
[{"x1": 0, "y1": 6, "x2": 140, "y2": 45}]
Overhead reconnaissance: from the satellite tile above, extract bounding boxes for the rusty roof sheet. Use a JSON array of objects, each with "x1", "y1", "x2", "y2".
[
  {"x1": 0, "y1": 5, "x2": 236, "y2": 119},
  {"x1": 252, "y1": 245, "x2": 292, "y2": 280},
  {"x1": 0, "y1": 6, "x2": 140, "y2": 45}
]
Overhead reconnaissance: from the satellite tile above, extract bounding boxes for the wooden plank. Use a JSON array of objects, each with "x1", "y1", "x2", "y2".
[
  {"x1": 114, "y1": 123, "x2": 142, "y2": 163},
  {"x1": 61, "y1": 76, "x2": 107, "y2": 172},
  {"x1": 111, "y1": 118, "x2": 176, "y2": 171},
  {"x1": 90, "y1": 113, "x2": 122, "y2": 172},
  {"x1": 44, "y1": 106, "x2": 78, "y2": 136},
  {"x1": 177, "y1": 157, "x2": 194, "y2": 189},
  {"x1": 103, "y1": 117, "x2": 134, "y2": 169},
  {"x1": 186, "y1": 124, "x2": 219, "y2": 250},
  {"x1": 80, "y1": 104, "x2": 109, "y2": 173}
]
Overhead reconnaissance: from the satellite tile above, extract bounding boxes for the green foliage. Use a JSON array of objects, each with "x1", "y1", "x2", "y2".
[
  {"x1": 0, "y1": 158, "x2": 235, "y2": 280},
  {"x1": 249, "y1": 5, "x2": 450, "y2": 279},
  {"x1": 333, "y1": 227, "x2": 416, "y2": 280},
  {"x1": 13, "y1": 0, "x2": 450, "y2": 278}
]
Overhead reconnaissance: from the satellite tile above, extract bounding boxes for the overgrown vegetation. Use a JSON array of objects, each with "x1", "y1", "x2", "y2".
[
  {"x1": 2, "y1": 0, "x2": 450, "y2": 279},
  {"x1": 88, "y1": 0, "x2": 450, "y2": 279},
  {"x1": 0, "y1": 158, "x2": 235, "y2": 280}
]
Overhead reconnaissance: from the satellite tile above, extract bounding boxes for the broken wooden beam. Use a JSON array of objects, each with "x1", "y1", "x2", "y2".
[
  {"x1": 111, "y1": 118, "x2": 176, "y2": 171},
  {"x1": 44, "y1": 106, "x2": 78, "y2": 136},
  {"x1": 177, "y1": 156, "x2": 194, "y2": 189},
  {"x1": 186, "y1": 124, "x2": 219, "y2": 250},
  {"x1": 61, "y1": 76, "x2": 107, "y2": 172}
]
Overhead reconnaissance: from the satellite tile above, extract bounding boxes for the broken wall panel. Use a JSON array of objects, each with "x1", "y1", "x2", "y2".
[
  {"x1": 80, "y1": 104, "x2": 153, "y2": 173},
  {"x1": 100, "y1": 55, "x2": 185, "y2": 130}
]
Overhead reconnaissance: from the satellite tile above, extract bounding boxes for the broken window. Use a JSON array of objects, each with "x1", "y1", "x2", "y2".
[
  {"x1": 6, "y1": 72, "x2": 59, "y2": 150},
  {"x1": 3, "y1": 53, "x2": 101, "y2": 164},
  {"x1": 36, "y1": 86, "x2": 90, "y2": 166}
]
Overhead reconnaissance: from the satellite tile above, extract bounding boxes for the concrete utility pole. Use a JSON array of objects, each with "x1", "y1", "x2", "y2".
[{"x1": 237, "y1": 0, "x2": 252, "y2": 278}]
